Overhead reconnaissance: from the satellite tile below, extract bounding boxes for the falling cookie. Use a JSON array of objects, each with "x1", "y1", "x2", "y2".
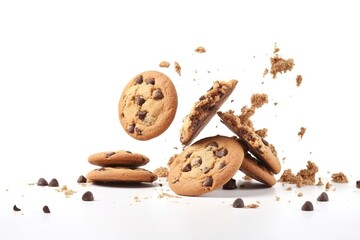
[
  {"x1": 168, "y1": 135, "x2": 244, "y2": 196},
  {"x1": 240, "y1": 153, "x2": 276, "y2": 186},
  {"x1": 118, "y1": 70, "x2": 178, "y2": 140}
]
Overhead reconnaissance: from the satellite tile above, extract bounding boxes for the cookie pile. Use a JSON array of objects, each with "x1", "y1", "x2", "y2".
[{"x1": 86, "y1": 150, "x2": 157, "y2": 184}]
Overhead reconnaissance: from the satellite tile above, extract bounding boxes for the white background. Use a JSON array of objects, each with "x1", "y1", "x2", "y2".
[{"x1": 1, "y1": 1, "x2": 359, "y2": 239}]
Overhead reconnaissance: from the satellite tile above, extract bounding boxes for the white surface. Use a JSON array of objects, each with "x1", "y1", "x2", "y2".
[{"x1": 1, "y1": 1, "x2": 359, "y2": 239}]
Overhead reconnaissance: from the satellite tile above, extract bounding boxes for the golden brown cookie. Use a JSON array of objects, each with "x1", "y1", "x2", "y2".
[
  {"x1": 180, "y1": 80, "x2": 238, "y2": 146},
  {"x1": 218, "y1": 111, "x2": 281, "y2": 174},
  {"x1": 168, "y1": 135, "x2": 244, "y2": 196},
  {"x1": 87, "y1": 167, "x2": 158, "y2": 183},
  {"x1": 118, "y1": 71, "x2": 178, "y2": 140},
  {"x1": 240, "y1": 153, "x2": 276, "y2": 186},
  {"x1": 88, "y1": 150, "x2": 149, "y2": 167}
]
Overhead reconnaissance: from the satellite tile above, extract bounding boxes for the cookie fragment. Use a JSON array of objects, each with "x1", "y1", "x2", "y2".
[
  {"x1": 159, "y1": 61, "x2": 170, "y2": 68},
  {"x1": 331, "y1": 172, "x2": 348, "y2": 183},
  {"x1": 270, "y1": 54, "x2": 294, "y2": 79},
  {"x1": 195, "y1": 46, "x2": 206, "y2": 53},
  {"x1": 174, "y1": 61, "x2": 181, "y2": 76}
]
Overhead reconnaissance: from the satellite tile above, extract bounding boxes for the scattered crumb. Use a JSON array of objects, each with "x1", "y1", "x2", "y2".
[
  {"x1": 174, "y1": 61, "x2": 181, "y2": 76},
  {"x1": 273, "y1": 47, "x2": 280, "y2": 54},
  {"x1": 158, "y1": 192, "x2": 181, "y2": 199},
  {"x1": 133, "y1": 196, "x2": 140, "y2": 202},
  {"x1": 195, "y1": 46, "x2": 206, "y2": 53},
  {"x1": 331, "y1": 172, "x2": 349, "y2": 183},
  {"x1": 275, "y1": 196, "x2": 280, "y2": 201},
  {"x1": 245, "y1": 203, "x2": 259, "y2": 209},
  {"x1": 274, "y1": 102, "x2": 278, "y2": 106},
  {"x1": 243, "y1": 175, "x2": 252, "y2": 181},
  {"x1": 297, "y1": 192, "x2": 303, "y2": 197},
  {"x1": 270, "y1": 54, "x2": 295, "y2": 79},
  {"x1": 159, "y1": 61, "x2": 170, "y2": 68},
  {"x1": 154, "y1": 167, "x2": 169, "y2": 178},
  {"x1": 298, "y1": 127, "x2": 306, "y2": 139},
  {"x1": 28, "y1": 182, "x2": 36, "y2": 186},
  {"x1": 286, "y1": 187, "x2": 292, "y2": 191},
  {"x1": 325, "y1": 182, "x2": 332, "y2": 191},
  {"x1": 316, "y1": 177, "x2": 324, "y2": 186},
  {"x1": 278, "y1": 161, "x2": 319, "y2": 187},
  {"x1": 263, "y1": 68, "x2": 269, "y2": 77},
  {"x1": 255, "y1": 128, "x2": 268, "y2": 138},
  {"x1": 251, "y1": 93, "x2": 268, "y2": 108},
  {"x1": 167, "y1": 154, "x2": 178, "y2": 166},
  {"x1": 296, "y1": 75, "x2": 303, "y2": 87},
  {"x1": 57, "y1": 185, "x2": 76, "y2": 197}
]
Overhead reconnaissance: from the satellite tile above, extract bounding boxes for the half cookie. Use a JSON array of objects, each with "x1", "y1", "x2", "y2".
[
  {"x1": 180, "y1": 80, "x2": 238, "y2": 146},
  {"x1": 88, "y1": 150, "x2": 149, "y2": 167},
  {"x1": 168, "y1": 135, "x2": 244, "y2": 196}
]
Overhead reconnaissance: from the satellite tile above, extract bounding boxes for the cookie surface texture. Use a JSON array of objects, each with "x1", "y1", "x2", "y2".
[
  {"x1": 218, "y1": 111, "x2": 281, "y2": 174},
  {"x1": 88, "y1": 150, "x2": 149, "y2": 167},
  {"x1": 240, "y1": 153, "x2": 276, "y2": 186},
  {"x1": 118, "y1": 71, "x2": 178, "y2": 140},
  {"x1": 180, "y1": 79, "x2": 238, "y2": 146},
  {"x1": 87, "y1": 167, "x2": 158, "y2": 183},
  {"x1": 168, "y1": 135, "x2": 244, "y2": 196}
]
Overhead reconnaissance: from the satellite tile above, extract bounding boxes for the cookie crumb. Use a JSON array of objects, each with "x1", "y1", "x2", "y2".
[
  {"x1": 243, "y1": 175, "x2": 252, "y2": 181},
  {"x1": 195, "y1": 46, "x2": 206, "y2": 53},
  {"x1": 263, "y1": 68, "x2": 269, "y2": 77},
  {"x1": 158, "y1": 192, "x2": 181, "y2": 199},
  {"x1": 286, "y1": 187, "x2": 292, "y2": 191},
  {"x1": 174, "y1": 61, "x2": 181, "y2": 76},
  {"x1": 331, "y1": 172, "x2": 349, "y2": 183},
  {"x1": 245, "y1": 203, "x2": 259, "y2": 209},
  {"x1": 154, "y1": 167, "x2": 169, "y2": 178},
  {"x1": 325, "y1": 182, "x2": 332, "y2": 191},
  {"x1": 297, "y1": 192, "x2": 303, "y2": 197},
  {"x1": 296, "y1": 75, "x2": 303, "y2": 87},
  {"x1": 278, "y1": 161, "x2": 318, "y2": 187},
  {"x1": 255, "y1": 128, "x2": 268, "y2": 138},
  {"x1": 167, "y1": 154, "x2": 178, "y2": 166},
  {"x1": 57, "y1": 185, "x2": 76, "y2": 197},
  {"x1": 298, "y1": 127, "x2": 306, "y2": 139},
  {"x1": 270, "y1": 54, "x2": 295, "y2": 79},
  {"x1": 159, "y1": 61, "x2": 170, "y2": 68},
  {"x1": 275, "y1": 196, "x2": 280, "y2": 201},
  {"x1": 251, "y1": 93, "x2": 268, "y2": 109},
  {"x1": 316, "y1": 177, "x2": 324, "y2": 186}
]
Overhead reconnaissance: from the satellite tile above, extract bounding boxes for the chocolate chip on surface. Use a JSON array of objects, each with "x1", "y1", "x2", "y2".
[
  {"x1": 152, "y1": 89, "x2": 164, "y2": 100},
  {"x1": 223, "y1": 178, "x2": 237, "y2": 190},
  {"x1": 301, "y1": 201, "x2": 314, "y2": 211},
  {"x1": 82, "y1": 191, "x2": 94, "y2": 201},
  {"x1": 13, "y1": 205, "x2": 21, "y2": 211},
  {"x1": 48, "y1": 178, "x2": 59, "y2": 187},
  {"x1": 356, "y1": 180, "x2": 360, "y2": 188},
  {"x1": 146, "y1": 78, "x2": 155, "y2": 85},
  {"x1": 182, "y1": 163, "x2": 192, "y2": 172},
  {"x1": 42, "y1": 205, "x2": 50, "y2": 213},
  {"x1": 317, "y1": 192, "x2": 329, "y2": 202},
  {"x1": 214, "y1": 148, "x2": 228, "y2": 157},
  {"x1": 137, "y1": 111, "x2": 147, "y2": 120},
  {"x1": 37, "y1": 178, "x2": 48, "y2": 186},
  {"x1": 77, "y1": 175, "x2": 87, "y2": 183},
  {"x1": 203, "y1": 176, "x2": 213, "y2": 187},
  {"x1": 135, "y1": 96, "x2": 146, "y2": 105},
  {"x1": 128, "y1": 124, "x2": 135, "y2": 133},
  {"x1": 232, "y1": 198, "x2": 245, "y2": 208},
  {"x1": 135, "y1": 75, "x2": 143, "y2": 84}
]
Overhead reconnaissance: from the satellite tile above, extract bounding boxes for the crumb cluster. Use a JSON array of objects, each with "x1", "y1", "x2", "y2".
[
  {"x1": 279, "y1": 161, "x2": 318, "y2": 187},
  {"x1": 331, "y1": 172, "x2": 349, "y2": 183},
  {"x1": 154, "y1": 167, "x2": 169, "y2": 178}
]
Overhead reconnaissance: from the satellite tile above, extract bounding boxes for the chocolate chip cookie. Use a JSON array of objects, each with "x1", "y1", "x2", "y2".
[
  {"x1": 180, "y1": 80, "x2": 238, "y2": 146},
  {"x1": 168, "y1": 135, "x2": 244, "y2": 196},
  {"x1": 118, "y1": 71, "x2": 178, "y2": 140},
  {"x1": 87, "y1": 167, "x2": 158, "y2": 183},
  {"x1": 240, "y1": 153, "x2": 276, "y2": 186},
  {"x1": 88, "y1": 150, "x2": 149, "y2": 167}
]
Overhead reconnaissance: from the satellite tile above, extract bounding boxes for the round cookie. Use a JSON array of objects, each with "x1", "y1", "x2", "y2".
[
  {"x1": 87, "y1": 167, "x2": 158, "y2": 183},
  {"x1": 118, "y1": 70, "x2": 178, "y2": 140},
  {"x1": 218, "y1": 111, "x2": 281, "y2": 174},
  {"x1": 168, "y1": 135, "x2": 244, "y2": 196},
  {"x1": 180, "y1": 79, "x2": 238, "y2": 146},
  {"x1": 240, "y1": 153, "x2": 276, "y2": 186},
  {"x1": 88, "y1": 150, "x2": 149, "y2": 167}
]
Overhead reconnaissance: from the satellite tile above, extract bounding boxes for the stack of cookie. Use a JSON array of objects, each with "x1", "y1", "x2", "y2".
[{"x1": 86, "y1": 150, "x2": 157, "y2": 184}]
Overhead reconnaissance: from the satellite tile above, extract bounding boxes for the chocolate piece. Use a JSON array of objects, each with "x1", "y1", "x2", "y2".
[
  {"x1": 42, "y1": 205, "x2": 50, "y2": 213},
  {"x1": 223, "y1": 178, "x2": 237, "y2": 190},
  {"x1": 182, "y1": 163, "x2": 191, "y2": 172},
  {"x1": 37, "y1": 178, "x2": 48, "y2": 186},
  {"x1": 214, "y1": 148, "x2": 228, "y2": 158},
  {"x1": 218, "y1": 162, "x2": 226, "y2": 169},
  {"x1": 356, "y1": 180, "x2": 360, "y2": 188},
  {"x1": 135, "y1": 127, "x2": 142, "y2": 135},
  {"x1": 13, "y1": 205, "x2": 21, "y2": 211},
  {"x1": 82, "y1": 191, "x2": 94, "y2": 201},
  {"x1": 128, "y1": 124, "x2": 135, "y2": 133},
  {"x1": 301, "y1": 201, "x2": 314, "y2": 211},
  {"x1": 137, "y1": 111, "x2": 147, "y2": 120},
  {"x1": 105, "y1": 152, "x2": 116, "y2": 158},
  {"x1": 203, "y1": 176, "x2": 213, "y2": 187},
  {"x1": 135, "y1": 75, "x2": 143, "y2": 84},
  {"x1": 146, "y1": 78, "x2": 155, "y2": 85},
  {"x1": 77, "y1": 175, "x2": 87, "y2": 183},
  {"x1": 48, "y1": 178, "x2": 59, "y2": 187},
  {"x1": 317, "y1": 192, "x2": 329, "y2": 202},
  {"x1": 135, "y1": 96, "x2": 146, "y2": 106},
  {"x1": 232, "y1": 198, "x2": 245, "y2": 208},
  {"x1": 152, "y1": 89, "x2": 164, "y2": 100},
  {"x1": 185, "y1": 152, "x2": 192, "y2": 159},
  {"x1": 191, "y1": 156, "x2": 202, "y2": 167}
]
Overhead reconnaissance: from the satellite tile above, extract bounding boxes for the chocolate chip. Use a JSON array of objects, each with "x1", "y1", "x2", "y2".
[
  {"x1": 203, "y1": 176, "x2": 213, "y2": 187},
  {"x1": 105, "y1": 152, "x2": 116, "y2": 158},
  {"x1": 125, "y1": 150, "x2": 132, "y2": 153},
  {"x1": 82, "y1": 191, "x2": 94, "y2": 201},
  {"x1": 152, "y1": 89, "x2": 164, "y2": 100},
  {"x1": 135, "y1": 127, "x2": 142, "y2": 135},
  {"x1": 223, "y1": 178, "x2": 237, "y2": 190},
  {"x1": 128, "y1": 124, "x2": 135, "y2": 133},
  {"x1": 192, "y1": 118, "x2": 200, "y2": 130},
  {"x1": 218, "y1": 162, "x2": 227, "y2": 169},
  {"x1": 201, "y1": 166, "x2": 211, "y2": 174},
  {"x1": 185, "y1": 152, "x2": 192, "y2": 159},
  {"x1": 13, "y1": 205, "x2": 21, "y2": 211},
  {"x1": 48, "y1": 178, "x2": 59, "y2": 187},
  {"x1": 301, "y1": 201, "x2": 314, "y2": 211},
  {"x1": 261, "y1": 138, "x2": 269, "y2": 146},
  {"x1": 135, "y1": 96, "x2": 146, "y2": 106},
  {"x1": 182, "y1": 163, "x2": 192, "y2": 172},
  {"x1": 37, "y1": 178, "x2": 48, "y2": 186},
  {"x1": 356, "y1": 180, "x2": 360, "y2": 188},
  {"x1": 232, "y1": 198, "x2": 245, "y2": 208},
  {"x1": 199, "y1": 95, "x2": 206, "y2": 101},
  {"x1": 42, "y1": 205, "x2": 50, "y2": 213},
  {"x1": 214, "y1": 148, "x2": 228, "y2": 158},
  {"x1": 135, "y1": 75, "x2": 143, "y2": 84},
  {"x1": 191, "y1": 156, "x2": 202, "y2": 167},
  {"x1": 207, "y1": 142, "x2": 218, "y2": 148},
  {"x1": 146, "y1": 78, "x2": 155, "y2": 85},
  {"x1": 77, "y1": 175, "x2": 87, "y2": 183},
  {"x1": 317, "y1": 192, "x2": 329, "y2": 202},
  {"x1": 137, "y1": 111, "x2": 147, "y2": 120}
]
